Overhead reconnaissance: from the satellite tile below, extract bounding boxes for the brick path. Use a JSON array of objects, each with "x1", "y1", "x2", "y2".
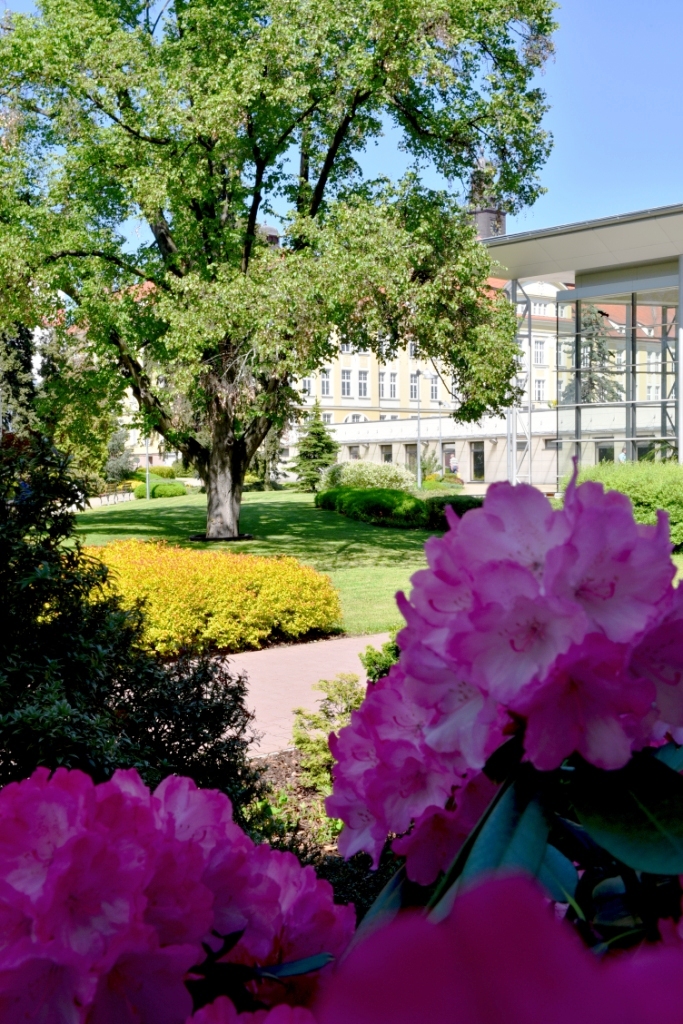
[{"x1": 226, "y1": 633, "x2": 390, "y2": 755}]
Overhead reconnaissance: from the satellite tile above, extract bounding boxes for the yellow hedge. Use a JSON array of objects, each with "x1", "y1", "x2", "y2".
[{"x1": 88, "y1": 540, "x2": 342, "y2": 656}]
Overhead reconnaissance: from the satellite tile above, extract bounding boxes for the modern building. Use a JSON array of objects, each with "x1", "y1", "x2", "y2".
[{"x1": 289, "y1": 203, "x2": 683, "y2": 493}]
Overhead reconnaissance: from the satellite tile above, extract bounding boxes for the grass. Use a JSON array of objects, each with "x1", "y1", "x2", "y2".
[{"x1": 76, "y1": 491, "x2": 432, "y2": 636}]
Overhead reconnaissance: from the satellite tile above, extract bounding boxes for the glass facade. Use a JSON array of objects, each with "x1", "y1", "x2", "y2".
[{"x1": 556, "y1": 290, "x2": 679, "y2": 480}]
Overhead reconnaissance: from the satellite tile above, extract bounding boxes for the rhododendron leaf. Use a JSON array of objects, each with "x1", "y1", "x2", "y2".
[
  {"x1": 591, "y1": 877, "x2": 637, "y2": 928},
  {"x1": 571, "y1": 755, "x2": 683, "y2": 874},
  {"x1": 257, "y1": 953, "x2": 335, "y2": 980},
  {"x1": 345, "y1": 865, "x2": 407, "y2": 952},
  {"x1": 655, "y1": 742, "x2": 683, "y2": 772},
  {"x1": 430, "y1": 773, "x2": 549, "y2": 919},
  {"x1": 537, "y1": 844, "x2": 579, "y2": 903}
]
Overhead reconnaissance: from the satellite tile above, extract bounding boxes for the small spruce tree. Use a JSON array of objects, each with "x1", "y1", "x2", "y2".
[{"x1": 291, "y1": 403, "x2": 339, "y2": 492}]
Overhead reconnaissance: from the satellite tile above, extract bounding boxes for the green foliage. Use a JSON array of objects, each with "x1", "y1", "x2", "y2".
[
  {"x1": 105, "y1": 428, "x2": 137, "y2": 483},
  {"x1": 315, "y1": 487, "x2": 484, "y2": 529},
  {"x1": 293, "y1": 674, "x2": 366, "y2": 794},
  {"x1": 0, "y1": 0, "x2": 555, "y2": 533},
  {"x1": 573, "y1": 462, "x2": 683, "y2": 547},
  {"x1": 0, "y1": 432, "x2": 263, "y2": 824},
  {"x1": 561, "y1": 304, "x2": 624, "y2": 404},
  {"x1": 291, "y1": 403, "x2": 340, "y2": 492},
  {"x1": 321, "y1": 461, "x2": 415, "y2": 492},
  {"x1": 359, "y1": 635, "x2": 400, "y2": 684},
  {"x1": 148, "y1": 466, "x2": 176, "y2": 479},
  {"x1": 134, "y1": 480, "x2": 188, "y2": 498}
]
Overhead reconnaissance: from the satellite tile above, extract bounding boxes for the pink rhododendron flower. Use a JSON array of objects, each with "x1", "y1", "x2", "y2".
[
  {"x1": 513, "y1": 635, "x2": 655, "y2": 771},
  {"x1": 0, "y1": 768, "x2": 354, "y2": 1022},
  {"x1": 313, "y1": 875, "x2": 683, "y2": 1024},
  {"x1": 188, "y1": 997, "x2": 318, "y2": 1024},
  {"x1": 329, "y1": 472, "x2": 682, "y2": 869},
  {"x1": 392, "y1": 773, "x2": 499, "y2": 885}
]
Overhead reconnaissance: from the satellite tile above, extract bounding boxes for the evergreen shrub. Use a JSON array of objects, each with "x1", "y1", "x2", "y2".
[
  {"x1": 0, "y1": 433, "x2": 263, "y2": 821},
  {"x1": 91, "y1": 540, "x2": 342, "y2": 655},
  {"x1": 132, "y1": 467, "x2": 176, "y2": 481},
  {"x1": 321, "y1": 460, "x2": 415, "y2": 492},
  {"x1": 133, "y1": 480, "x2": 187, "y2": 499},
  {"x1": 315, "y1": 487, "x2": 484, "y2": 530},
  {"x1": 574, "y1": 461, "x2": 683, "y2": 547}
]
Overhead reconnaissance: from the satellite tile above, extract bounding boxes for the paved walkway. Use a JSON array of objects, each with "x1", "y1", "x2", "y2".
[{"x1": 226, "y1": 633, "x2": 390, "y2": 755}]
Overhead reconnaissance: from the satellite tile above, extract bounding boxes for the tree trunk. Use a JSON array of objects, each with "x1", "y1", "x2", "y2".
[{"x1": 204, "y1": 438, "x2": 248, "y2": 540}]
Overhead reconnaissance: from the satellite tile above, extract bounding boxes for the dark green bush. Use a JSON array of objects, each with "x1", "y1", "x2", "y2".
[
  {"x1": 0, "y1": 432, "x2": 263, "y2": 825},
  {"x1": 573, "y1": 462, "x2": 683, "y2": 547},
  {"x1": 315, "y1": 486, "x2": 484, "y2": 531},
  {"x1": 134, "y1": 480, "x2": 187, "y2": 499}
]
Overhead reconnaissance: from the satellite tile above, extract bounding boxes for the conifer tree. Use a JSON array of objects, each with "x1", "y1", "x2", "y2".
[{"x1": 292, "y1": 402, "x2": 339, "y2": 492}]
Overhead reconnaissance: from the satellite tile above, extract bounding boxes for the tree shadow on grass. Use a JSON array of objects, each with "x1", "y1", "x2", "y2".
[{"x1": 77, "y1": 493, "x2": 433, "y2": 571}]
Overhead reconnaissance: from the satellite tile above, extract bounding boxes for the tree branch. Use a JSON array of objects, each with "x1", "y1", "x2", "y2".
[
  {"x1": 108, "y1": 327, "x2": 209, "y2": 468},
  {"x1": 148, "y1": 215, "x2": 185, "y2": 277},
  {"x1": 309, "y1": 90, "x2": 371, "y2": 218},
  {"x1": 85, "y1": 92, "x2": 173, "y2": 146},
  {"x1": 44, "y1": 250, "x2": 171, "y2": 290}
]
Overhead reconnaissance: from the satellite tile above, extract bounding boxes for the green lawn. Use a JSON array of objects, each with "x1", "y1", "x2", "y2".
[{"x1": 76, "y1": 491, "x2": 432, "y2": 636}]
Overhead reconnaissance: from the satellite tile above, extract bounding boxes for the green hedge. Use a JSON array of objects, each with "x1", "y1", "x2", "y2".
[
  {"x1": 134, "y1": 481, "x2": 188, "y2": 499},
  {"x1": 574, "y1": 462, "x2": 683, "y2": 547},
  {"x1": 132, "y1": 467, "x2": 176, "y2": 481},
  {"x1": 315, "y1": 487, "x2": 483, "y2": 530}
]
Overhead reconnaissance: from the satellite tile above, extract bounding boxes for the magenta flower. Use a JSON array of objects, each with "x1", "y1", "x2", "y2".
[
  {"x1": 329, "y1": 472, "x2": 681, "y2": 869},
  {"x1": 313, "y1": 875, "x2": 683, "y2": 1024},
  {"x1": 0, "y1": 769, "x2": 354, "y2": 1022}
]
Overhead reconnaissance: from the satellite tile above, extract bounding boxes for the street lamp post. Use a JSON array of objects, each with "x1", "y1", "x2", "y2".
[
  {"x1": 437, "y1": 400, "x2": 444, "y2": 476},
  {"x1": 145, "y1": 436, "x2": 150, "y2": 500},
  {"x1": 416, "y1": 373, "x2": 422, "y2": 488}
]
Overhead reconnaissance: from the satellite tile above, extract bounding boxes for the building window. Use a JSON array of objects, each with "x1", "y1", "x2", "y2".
[
  {"x1": 405, "y1": 444, "x2": 417, "y2": 475},
  {"x1": 534, "y1": 378, "x2": 545, "y2": 401},
  {"x1": 409, "y1": 341, "x2": 417, "y2": 358},
  {"x1": 301, "y1": 377, "x2": 311, "y2": 395},
  {"x1": 597, "y1": 442, "x2": 614, "y2": 463},
  {"x1": 350, "y1": 414, "x2": 362, "y2": 423},
  {"x1": 616, "y1": 349, "x2": 625, "y2": 367},
  {"x1": 379, "y1": 371, "x2": 385, "y2": 398},
  {"x1": 390, "y1": 372, "x2": 397, "y2": 399},
  {"x1": 410, "y1": 374, "x2": 418, "y2": 400},
  {"x1": 348, "y1": 445, "x2": 360, "y2": 460},
  {"x1": 340, "y1": 341, "x2": 351, "y2": 353},
  {"x1": 320, "y1": 369, "x2": 330, "y2": 396},
  {"x1": 390, "y1": 415, "x2": 399, "y2": 420},
  {"x1": 322, "y1": 413, "x2": 332, "y2": 424},
  {"x1": 647, "y1": 384, "x2": 661, "y2": 401},
  {"x1": 379, "y1": 414, "x2": 386, "y2": 421},
  {"x1": 341, "y1": 370, "x2": 351, "y2": 397},
  {"x1": 471, "y1": 441, "x2": 485, "y2": 481},
  {"x1": 533, "y1": 338, "x2": 545, "y2": 365},
  {"x1": 430, "y1": 378, "x2": 438, "y2": 401},
  {"x1": 532, "y1": 301, "x2": 549, "y2": 317},
  {"x1": 380, "y1": 445, "x2": 393, "y2": 464},
  {"x1": 647, "y1": 351, "x2": 662, "y2": 373},
  {"x1": 358, "y1": 370, "x2": 368, "y2": 398}
]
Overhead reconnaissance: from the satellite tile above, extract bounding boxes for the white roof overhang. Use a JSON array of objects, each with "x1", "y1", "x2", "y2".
[{"x1": 485, "y1": 204, "x2": 683, "y2": 295}]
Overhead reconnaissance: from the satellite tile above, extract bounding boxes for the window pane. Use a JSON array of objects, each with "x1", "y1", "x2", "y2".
[{"x1": 471, "y1": 441, "x2": 485, "y2": 481}]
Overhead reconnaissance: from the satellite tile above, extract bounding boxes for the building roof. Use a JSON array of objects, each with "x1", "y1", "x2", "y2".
[{"x1": 484, "y1": 203, "x2": 683, "y2": 281}]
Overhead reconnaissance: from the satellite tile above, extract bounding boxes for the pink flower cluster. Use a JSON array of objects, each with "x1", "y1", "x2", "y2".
[
  {"x1": 194, "y1": 875, "x2": 683, "y2": 1024},
  {"x1": 328, "y1": 475, "x2": 683, "y2": 872},
  {"x1": 0, "y1": 768, "x2": 354, "y2": 1024}
]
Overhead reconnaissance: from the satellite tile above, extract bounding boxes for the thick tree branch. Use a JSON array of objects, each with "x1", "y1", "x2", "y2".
[
  {"x1": 44, "y1": 250, "x2": 171, "y2": 290},
  {"x1": 241, "y1": 159, "x2": 265, "y2": 273},
  {"x1": 149, "y1": 215, "x2": 185, "y2": 277},
  {"x1": 108, "y1": 327, "x2": 208, "y2": 468},
  {"x1": 85, "y1": 92, "x2": 173, "y2": 146},
  {"x1": 309, "y1": 90, "x2": 371, "y2": 218}
]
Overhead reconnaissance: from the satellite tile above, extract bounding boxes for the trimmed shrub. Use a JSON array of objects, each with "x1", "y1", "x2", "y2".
[
  {"x1": 134, "y1": 480, "x2": 187, "y2": 499},
  {"x1": 315, "y1": 487, "x2": 484, "y2": 531},
  {"x1": 573, "y1": 462, "x2": 683, "y2": 547},
  {"x1": 90, "y1": 540, "x2": 342, "y2": 655},
  {"x1": 132, "y1": 467, "x2": 176, "y2": 482},
  {"x1": 321, "y1": 461, "x2": 415, "y2": 492}
]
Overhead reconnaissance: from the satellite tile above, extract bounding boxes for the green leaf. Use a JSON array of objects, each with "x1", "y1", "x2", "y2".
[
  {"x1": 344, "y1": 865, "x2": 407, "y2": 953},
  {"x1": 256, "y1": 953, "x2": 335, "y2": 980},
  {"x1": 655, "y1": 742, "x2": 683, "y2": 772},
  {"x1": 570, "y1": 754, "x2": 683, "y2": 874},
  {"x1": 537, "y1": 844, "x2": 579, "y2": 903},
  {"x1": 430, "y1": 771, "x2": 549, "y2": 921}
]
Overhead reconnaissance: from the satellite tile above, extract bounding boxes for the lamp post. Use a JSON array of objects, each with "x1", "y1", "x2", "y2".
[
  {"x1": 145, "y1": 436, "x2": 150, "y2": 500},
  {"x1": 416, "y1": 372, "x2": 422, "y2": 488},
  {"x1": 437, "y1": 400, "x2": 445, "y2": 476}
]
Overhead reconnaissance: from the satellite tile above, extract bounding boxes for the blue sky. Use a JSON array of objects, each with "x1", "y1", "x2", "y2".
[{"x1": 5, "y1": 0, "x2": 682, "y2": 234}]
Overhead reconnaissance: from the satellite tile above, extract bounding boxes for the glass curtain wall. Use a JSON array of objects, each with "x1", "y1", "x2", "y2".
[{"x1": 556, "y1": 290, "x2": 678, "y2": 481}]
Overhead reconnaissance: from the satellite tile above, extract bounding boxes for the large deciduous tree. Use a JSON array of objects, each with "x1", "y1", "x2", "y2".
[{"x1": 0, "y1": 0, "x2": 555, "y2": 537}]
